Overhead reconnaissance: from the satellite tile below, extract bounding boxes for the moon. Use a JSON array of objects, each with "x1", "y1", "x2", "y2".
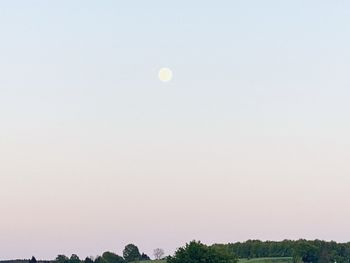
[{"x1": 158, "y1": 67, "x2": 173, "y2": 82}]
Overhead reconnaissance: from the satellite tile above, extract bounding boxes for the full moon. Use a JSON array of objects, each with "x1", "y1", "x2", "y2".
[{"x1": 158, "y1": 67, "x2": 173, "y2": 82}]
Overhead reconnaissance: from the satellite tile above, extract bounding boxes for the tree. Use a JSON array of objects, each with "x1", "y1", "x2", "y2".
[
  {"x1": 293, "y1": 241, "x2": 319, "y2": 263},
  {"x1": 56, "y1": 255, "x2": 70, "y2": 263},
  {"x1": 140, "y1": 254, "x2": 150, "y2": 261},
  {"x1": 29, "y1": 257, "x2": 37, "y2": 263},
  {"x1": 167, "y1": 241, "x2": 238, "y2": 263},
  {"x1": 153, "y1": 249, "x2": 164, "y2": 260},
  {"x1": 102, "y1": 252, "x2": 125, "y2": 263},
  {"x1": 70, "y1": 254, "x2": 81, "y2": 263},
  {"x1": 123, "y1": 244, "x2": 141, "y2": 262},
  {"x1": 84, "y1": 257, "x2": 94, "y2": 263},
  {"x1": 94, "y1": 256, "x2": 106, "y2": 263}
]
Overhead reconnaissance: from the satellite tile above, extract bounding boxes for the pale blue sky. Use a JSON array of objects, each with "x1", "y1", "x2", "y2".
[{"x1": 1, "y1": 0, "x2": 350, "y2": 260}]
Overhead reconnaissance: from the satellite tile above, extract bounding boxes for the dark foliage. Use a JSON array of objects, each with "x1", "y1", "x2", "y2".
[
  {"x1": 140, "y1": 254, "x2": 150, "y2": 261},
  {"x1": 123, "y1": 244, "x2": 141, "y2": 262},
  {"x1": 168, "y1": 240, "x2": 238, "y2": 263},
  {"x1": 69, "y1": 255, "x2": 80, "y2": 263},
  {"x1": 212, "y1": 239, "x2": 350, "y2": 263},
  {"x1": 83, "y1": 258, "x2": 94, "y2": 263},
  {"x1": 102, "y1": 252, "x2": 125, "y2": 263},
  {"x1": 55, "y1": 255, "x2": 69, "y2": 263}
]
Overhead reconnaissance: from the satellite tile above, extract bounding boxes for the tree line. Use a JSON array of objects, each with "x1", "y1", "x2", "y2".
[
  {"x1": 2, "y1": 239, "x2": 350, "y2": 263},
  {"x1": 54, "y1": 244, "x2": 164, "y2": 263},
  {"x1": 212, "y1": 239, "x2": 350, "y2": 263},
  {"x1": 2, "y1": 245, "x2": 164, "y2": 263}
]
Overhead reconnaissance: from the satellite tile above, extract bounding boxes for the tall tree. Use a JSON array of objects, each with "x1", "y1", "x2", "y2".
[{"x1": 123, "y1": 244, "x2": 141, "y2": 262}]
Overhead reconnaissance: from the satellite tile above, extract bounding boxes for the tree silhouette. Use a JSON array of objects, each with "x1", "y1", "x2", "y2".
[{"x1": 123, "y1": 244, "x2": 141, "y2": 262}]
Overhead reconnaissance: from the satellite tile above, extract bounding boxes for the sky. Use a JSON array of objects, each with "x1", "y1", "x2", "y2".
[{"x1": 1, "y1": 0, "x2": 350, "y2": 260}]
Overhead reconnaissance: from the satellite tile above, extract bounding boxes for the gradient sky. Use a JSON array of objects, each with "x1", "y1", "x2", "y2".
[{"x1": 1, "y1": 0, "x2": 350, "y2": 260}]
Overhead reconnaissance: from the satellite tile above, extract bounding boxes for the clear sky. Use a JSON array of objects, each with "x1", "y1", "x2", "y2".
[{"x1": 1, "y1": 0, "x2": 350, "y2": 260}]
